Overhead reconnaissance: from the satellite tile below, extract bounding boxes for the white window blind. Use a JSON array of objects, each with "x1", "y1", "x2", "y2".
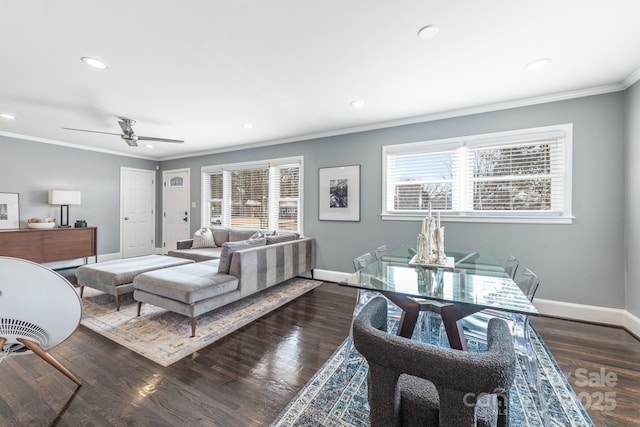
[
  {"x1": 383, "y1": 124, "x2": 573, "y2": 223},
  {"x1": 202, "y1": 157, "x2": 303, "y2": 232}
]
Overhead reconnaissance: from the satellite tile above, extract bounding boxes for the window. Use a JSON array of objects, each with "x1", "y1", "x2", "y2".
[
  {"x1": 202, "y1": 156, "x2": 303, "y2": 232},
  {"x1": 382, "y1": 124, "x2": 573, "y2": 223}
]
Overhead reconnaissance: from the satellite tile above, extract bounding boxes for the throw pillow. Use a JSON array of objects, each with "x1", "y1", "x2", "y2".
[
  {"x1": 229, "y1": 229, "x2": 260, "y2": 242},
  {"x1": 192, "y1": 227, "x2": 216, "y2": 249},
  {"x1": 217, "y1": 237, "x2": 267, "y2": 274},
  {"x1": 249, "y1": 230, "x2": 265, "y2": 239},
  {"x1": 265, "y1": 233, "x2": 299, "y2": 244}
]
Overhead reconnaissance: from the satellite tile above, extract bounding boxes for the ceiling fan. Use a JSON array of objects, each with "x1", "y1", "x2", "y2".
[{"x1": 63, "y1": 118, "x2": 184, "y2": 147}]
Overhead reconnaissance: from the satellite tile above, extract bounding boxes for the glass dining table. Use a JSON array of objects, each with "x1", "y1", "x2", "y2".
[{"x1": 339, "y1": 246, "x2": 539, "y2": 351}]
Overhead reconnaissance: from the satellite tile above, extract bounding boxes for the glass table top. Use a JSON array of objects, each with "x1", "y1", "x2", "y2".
[{"x1": 340, "y1": 246, "x2": 539, "y2": 316}]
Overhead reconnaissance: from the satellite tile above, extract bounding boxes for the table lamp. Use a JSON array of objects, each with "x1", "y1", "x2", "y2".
[{"x1": 48, "y1": 190, "x2": 81, "y2": 227}]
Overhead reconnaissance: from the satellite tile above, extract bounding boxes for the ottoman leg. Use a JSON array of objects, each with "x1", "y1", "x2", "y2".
[
  {"x1": 191, "y1": 318, "x2": 197, "y2": 337},
  {"x1": 79, "y1": 286, "x2": 84, "y2": 298},
  {"x1": 115, "y1": 295, "x2": 121, "y2": 311},
  {"x1": 137, "y1": 302, "x2": 143, "y2": 316}
]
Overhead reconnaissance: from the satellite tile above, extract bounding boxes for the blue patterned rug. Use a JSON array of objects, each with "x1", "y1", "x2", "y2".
[{"x1": 272, "y1": 321, "x2": 594, "y2": 426}]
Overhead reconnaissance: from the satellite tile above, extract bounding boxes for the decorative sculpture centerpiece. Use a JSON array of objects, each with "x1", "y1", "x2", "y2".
[{"x1": 415, "y1": 204, "x2": 447, "y2": 265}]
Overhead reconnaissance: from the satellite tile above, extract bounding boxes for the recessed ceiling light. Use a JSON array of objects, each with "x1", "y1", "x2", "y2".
[
  {"x1": 417, "y1": 25, "x2": 439, "y2": 40},
  {"x1": 81, "y1": 56, "x2": 108, "y2": 70},
  {"x1": 526, "y1": 58, "x2": 551, "y2": 71},
  {"x1": 351, "y1": 100, "x2": 365, "y2": 108},
  {"x1": 0, "y1": 113, "x2": 15, "y2": 120},
  {"x1": 242, "y1": 123, "x2": 254, "y2": 129},
  {"x1": 144, "y1": 144, "x2": 154, "y2": 149}
]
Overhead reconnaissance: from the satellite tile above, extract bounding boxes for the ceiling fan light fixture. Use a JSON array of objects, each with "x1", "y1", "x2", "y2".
[{"x1": 81, "y1": 56, "x2": 108, "y2": 70}]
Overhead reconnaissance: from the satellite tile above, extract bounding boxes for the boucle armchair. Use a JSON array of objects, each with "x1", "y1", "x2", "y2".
[{"x1": 353, "y1": 297, "x2": 516, "y2": 427}]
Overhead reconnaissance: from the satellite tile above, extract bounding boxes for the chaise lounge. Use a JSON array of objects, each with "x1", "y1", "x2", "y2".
[{"x1": 134, "y1": 230, "x2": 316, "y2": 336}]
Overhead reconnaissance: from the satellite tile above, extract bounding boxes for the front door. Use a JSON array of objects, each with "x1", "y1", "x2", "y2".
[
  {"x1": 163, "y1": 168, "x2": 191, "y2": 253},
  {"x1": 121, "y1": 167, "x2": 156, "y2": 258}
]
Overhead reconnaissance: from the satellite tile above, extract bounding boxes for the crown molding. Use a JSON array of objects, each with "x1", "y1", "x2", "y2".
[
  {"x1": 164, "y1": 84, "x2": 626, "y2": 161},
  {"x1": 0, "y1": 131, "x2": 158, "y2": 161},
  {"x1": 2, "y1": 82, "x2": 631, "y2": 162},
  {"x1": 624, "y1": 67, "x2": 640, "y2": 88}
]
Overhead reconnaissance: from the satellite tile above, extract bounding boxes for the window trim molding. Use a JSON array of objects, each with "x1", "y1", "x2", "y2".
[
  {"x1": 201, "y1": 155, "x2": 304, "y2": 233},
  {"x1": 381, "y1": 124, "x2": 573, "y2": 224}
]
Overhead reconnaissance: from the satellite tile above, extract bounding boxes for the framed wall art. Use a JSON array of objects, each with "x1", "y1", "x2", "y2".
[
  {"x1": 0, "y1": 192, "x2": 20, "y2": 229},
  {"x1": 318, "y1": 165, "x2": 360, "y2": 221}
]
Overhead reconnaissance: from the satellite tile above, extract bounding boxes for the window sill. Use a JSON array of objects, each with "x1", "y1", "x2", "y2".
[{"x1": 380, "y1": 213, "x2": 574, "y2": 225}]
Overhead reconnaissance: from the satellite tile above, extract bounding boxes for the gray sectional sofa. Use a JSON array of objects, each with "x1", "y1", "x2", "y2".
[
  {"x1": 166, "y1": 227, "x2": 288, "y2": 262},
  {"x1": 133, "y1": 227, "x2": 315, "y2": 336}
]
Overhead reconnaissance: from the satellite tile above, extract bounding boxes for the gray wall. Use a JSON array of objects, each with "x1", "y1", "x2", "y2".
[
  {"x1": 0, "y1": 91, "x2": 627, "y2": 310},
  {"x1": 162, "y1": 92, "x2": 626, "y2": 309},
  {"x1": 626, "y1": 81, "x2": 640, "y2": 317},
  {"x1": 0, "y1": 136, "x2": 158, "y2": 255}
]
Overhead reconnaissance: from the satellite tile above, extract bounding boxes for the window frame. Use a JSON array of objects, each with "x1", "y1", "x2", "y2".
[
  {"x1": 381, "y1": 124, "x2": 573, "y2": 224},
  {"x1": 201, "y1": 156, "x2": 304, "y2": 232}
]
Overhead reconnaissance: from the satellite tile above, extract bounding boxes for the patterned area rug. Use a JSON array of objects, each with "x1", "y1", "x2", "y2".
[
  {"x1": 79, "y1": 277, "x2": 322, "y2": 367},
  {"x1": 272, "y1": 322, "x2": 594, "y2": 427}
]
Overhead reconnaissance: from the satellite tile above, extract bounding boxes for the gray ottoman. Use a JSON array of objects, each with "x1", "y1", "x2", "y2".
[
  {"x1": 133, "y1": 260, "x2": 239, "y2": 337},
  {"x1": 76, "y1": 255, "x2": 195, "y2": 310}
]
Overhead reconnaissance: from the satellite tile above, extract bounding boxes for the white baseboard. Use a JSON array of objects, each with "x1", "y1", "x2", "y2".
[
  {"x1": 314, "y1": 269, "x2": 640, "y2": 338},
  {"x1": 533, "y1": 298, "x2": 626, "y2": 325},
  {"x1": 98, "y1": 252, "x2": 123, "y2": 262},
  {"x1": 313, "y1": 269, "x2": 350, "y2": 284},
  {"x1": 623, "y1": 311, "x2": 640, "y2": 338},
  {"x1": 535, "y1": 298, "x2": 640, "y2": 338}
]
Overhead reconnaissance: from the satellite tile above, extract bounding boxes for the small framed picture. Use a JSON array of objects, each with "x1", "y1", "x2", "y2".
[
  {"x1": 0, "y1": 192, "x2": 20, "y2": 229},
  {"x1": 319, "y1": 165, "x2": 360, "y2": 221}
]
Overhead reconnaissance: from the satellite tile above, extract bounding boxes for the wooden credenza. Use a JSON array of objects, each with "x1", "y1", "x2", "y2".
[{"x1": 0, "y1": 227, "x2": 97, "y2": 264}]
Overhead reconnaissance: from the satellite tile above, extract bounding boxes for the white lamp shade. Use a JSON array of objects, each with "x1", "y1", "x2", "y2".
[
  {"x1": 48, "y1": 190, "x2": 81, "y2": 205},
  {"x1": 0, "y1": 257, "x2": 82, "y2": 354}
]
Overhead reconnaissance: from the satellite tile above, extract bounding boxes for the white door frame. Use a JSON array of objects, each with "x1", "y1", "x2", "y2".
[
  {"x1": 120, "y1": 167, "x2": 156, "y2": 258},
  {"x1": 162, "y1": 168, "x2": 191, "y2": 253}
]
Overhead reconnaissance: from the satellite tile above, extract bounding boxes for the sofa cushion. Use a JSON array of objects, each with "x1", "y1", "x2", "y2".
[
  {"x1": 76, "y1": 255, "x2": 194, "y2": 287},
  {"x1": 266, "y1": 233, "x2": 299, "y2": 245},
  {"x1": 218, "y1": 237, "x2": 267, "y2": 273},
  {"x1": 192, "y1": 227, "x2": 216, "y2": 248},
  {"x1": 229, "y1": 229, "x2": 260, "y2": 242},
  {"x1": 167, "y1": 247, "x2": 223, "y2": 262},
  {"x1": 212, "y1": 228, "x2": 230, "y2": 246},
  {"x1": 133, "y1": 260, "x2": 238, "y2": 304}
]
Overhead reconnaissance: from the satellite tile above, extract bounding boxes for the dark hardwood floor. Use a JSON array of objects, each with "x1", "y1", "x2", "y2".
[
  {"x1": 1, "y1": 275, "x2": 639, "y2": 426},
  {"x1": 531, "y1": 316, "x2": 640, "y2": 427}
]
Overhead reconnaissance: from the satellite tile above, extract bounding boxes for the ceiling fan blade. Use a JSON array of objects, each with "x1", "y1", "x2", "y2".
[
  {"x1": 123, "y1": 138, "x2": 138, "y2": 147},
  {"x1": 137, "y1": 136, "x2": 185, "y2": 143},
  {"x1": 63, "y1": 127, "x2": 122, "y2": 136}
]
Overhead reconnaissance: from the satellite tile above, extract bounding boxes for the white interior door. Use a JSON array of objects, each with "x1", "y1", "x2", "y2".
[
  {"x1": 121, "y1": 167, "x2": 156, "y2": 258},
  {"x1": 163, "y1": 168, "x2": 191, "y2": 253}
]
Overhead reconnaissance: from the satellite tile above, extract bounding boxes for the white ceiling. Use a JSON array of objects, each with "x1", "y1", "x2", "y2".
[{"x1": 2, "y1": 1, "x2": 640, "y2": 160}]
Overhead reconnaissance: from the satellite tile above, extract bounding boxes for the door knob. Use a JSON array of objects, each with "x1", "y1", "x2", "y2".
[{"x1": 124, "y1": 217, "x2": 129, "y2": 220}]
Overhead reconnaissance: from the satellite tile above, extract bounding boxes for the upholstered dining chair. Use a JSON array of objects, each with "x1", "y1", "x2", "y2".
[{"x1": 354, "y1": 297, "x2": 516, "y2": 427}]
